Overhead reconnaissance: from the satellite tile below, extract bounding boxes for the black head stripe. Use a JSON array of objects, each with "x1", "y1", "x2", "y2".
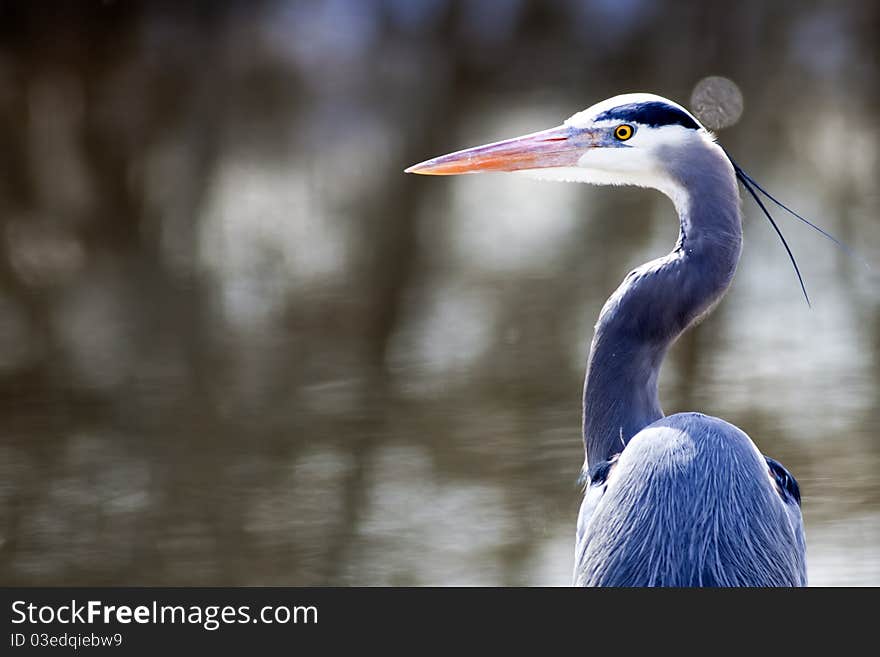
[{"x1": 596, "y1": 101, "x2": 700, "y2": 130}]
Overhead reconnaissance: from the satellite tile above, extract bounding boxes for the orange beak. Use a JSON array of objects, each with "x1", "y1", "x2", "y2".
[{"x1": 405, "y1": 125, "x2": 594, "y2": 175}]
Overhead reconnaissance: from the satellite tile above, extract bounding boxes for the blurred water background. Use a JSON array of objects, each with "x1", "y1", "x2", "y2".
[{"x1": 0, "y1": 0, "x2": 878, "y2": 586}]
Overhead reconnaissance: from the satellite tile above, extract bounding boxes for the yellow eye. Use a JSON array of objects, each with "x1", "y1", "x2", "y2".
[{"x1": 614, "y1": 124, "x2": 634, "y2": 141}]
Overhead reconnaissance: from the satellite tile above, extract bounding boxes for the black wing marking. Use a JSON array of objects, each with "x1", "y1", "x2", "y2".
[
  {"x1": 587, "y1": 454, "x2": 620, "y2": 486},
  {"x1": 766, "y1": 456, "x2": 802, "y2": 507}
]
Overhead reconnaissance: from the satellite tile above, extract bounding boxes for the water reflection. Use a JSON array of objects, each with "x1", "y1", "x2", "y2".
[{"x1": 0, "y1": 0, "x2": 877, "y2": 586}]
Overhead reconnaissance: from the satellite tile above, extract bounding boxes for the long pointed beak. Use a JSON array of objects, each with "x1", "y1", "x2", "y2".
[{"x1": 405, "y1": 125, "x2": 593, "y2": 175}]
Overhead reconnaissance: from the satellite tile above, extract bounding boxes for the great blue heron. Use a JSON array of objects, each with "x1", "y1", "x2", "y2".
[{"x1": 407, "y1": 93, "x2": 809, "y2": 586}]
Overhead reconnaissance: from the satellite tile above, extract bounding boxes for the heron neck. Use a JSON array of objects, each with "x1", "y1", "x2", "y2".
[{"x1": 582, "y1": 145, "x2": 742, "y2": 470}]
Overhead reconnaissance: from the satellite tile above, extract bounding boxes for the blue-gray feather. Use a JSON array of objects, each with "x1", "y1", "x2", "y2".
[
  {"x1": 575, "y1": 414, "x2": 807, "y2": 586},
  {"x1": 576, "y1": 126, "x2": 807, "y2": 587},
  {"x1": 582, "y1": 139, "x2": 741, "y2": 467}
]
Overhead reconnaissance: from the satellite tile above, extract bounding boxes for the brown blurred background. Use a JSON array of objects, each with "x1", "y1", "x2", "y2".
[{"x1": 0, "y1": 0, "x2": 877, "y2": 585}]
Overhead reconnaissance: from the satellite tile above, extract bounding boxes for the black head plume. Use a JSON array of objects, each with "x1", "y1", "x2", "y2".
[{"x1": 723, "y1": 148, "x2": 862, "y2": 307}]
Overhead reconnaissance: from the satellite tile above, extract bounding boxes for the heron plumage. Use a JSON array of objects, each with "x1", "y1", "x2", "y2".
[
  {"x1": 575, "y1": 413, "x2": 807, "y2": 587},
  {"x1": 406, "y1": 93, "x2": 810, "y2": 587}
]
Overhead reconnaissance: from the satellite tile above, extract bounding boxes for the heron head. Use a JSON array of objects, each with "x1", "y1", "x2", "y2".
[
  {"x1": 405, "y1": 93, "x2": 716, "y2": 197},
  {"x1": 407, "y1": 93, "x2": 856, "y2": 306}
]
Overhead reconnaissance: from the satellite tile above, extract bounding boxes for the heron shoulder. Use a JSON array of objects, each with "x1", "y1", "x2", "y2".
[
  {"x1": 620, "y1": 412, "x2": 767, "y2": 478},
  {"x1": 626, "y1": 414, "x2": 802, "y2": 508},
  {"x1": 575, "y1": 412, "x2": 807, "y2": 586}
]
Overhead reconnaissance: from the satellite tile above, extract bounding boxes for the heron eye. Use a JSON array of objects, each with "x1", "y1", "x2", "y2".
[{"x1": 614, "y1": 124, "x2": 634, "y2": 141}]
